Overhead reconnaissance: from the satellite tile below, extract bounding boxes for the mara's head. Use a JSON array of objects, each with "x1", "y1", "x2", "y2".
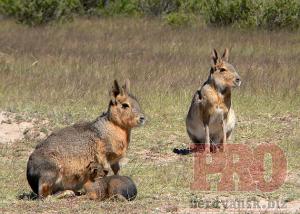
[
  {"x1": 210, "y1": 48, "x2": 241, "y2": 91},
  {"x1": 108, "y1": 79, "x2": 145, "y2": 129}
]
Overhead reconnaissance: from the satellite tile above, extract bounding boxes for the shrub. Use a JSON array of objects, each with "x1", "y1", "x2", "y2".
[
  {"x1": 138, "y1": 0, "x2": 181, "y2": 16},
  {"x1": 0, "y1": 0, "x2": 20, "y2": 16},
  {"x1": 100, "y1": 0, "x2": 140, "y2": 16},
  {"x1": 1, "y1": 0, "x2": 300, "y2": 29},
  {"x1": 0, "y1": 0, "x2": 82, "y2": 25},
  {"x1": 202, "y1": 0, "x2": 259, "y2": 27},
  {"x1": 80, "y1": 0, "x2": 101, "y2": 14},
  {"x1": 260, "y1": 0, "x2": 300, "y2": 30},
  {"x1": 80, "y1": 0, "x2": 100, "y2": 10},
  {"x1": 179, "y1": 0, "x2": 203, "y2": 14},
  {"x1": 164, "y1": 11, "x2": 195, "y2": 26}
]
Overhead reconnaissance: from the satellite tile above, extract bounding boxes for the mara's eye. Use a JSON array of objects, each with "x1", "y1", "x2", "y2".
[
  {"x1": 220, "y1": 68, "x2": 226, "y2": 72},
  {"x1": 121, "y1": 103, "x2": 129, "y2": 109}
]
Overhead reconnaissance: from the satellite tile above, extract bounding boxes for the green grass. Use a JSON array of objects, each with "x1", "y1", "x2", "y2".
[{"x1": 0, "y1": 17, "x2": 299, "y2": 213}]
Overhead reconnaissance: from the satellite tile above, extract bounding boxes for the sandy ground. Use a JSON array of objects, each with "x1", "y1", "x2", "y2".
[{"x1": 0, "y1": 111, "x2": 48, "y2": 144}]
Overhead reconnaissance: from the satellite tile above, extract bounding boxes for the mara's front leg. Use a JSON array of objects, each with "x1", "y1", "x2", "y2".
[
  {"x1": 95, "y1": 152, "x2": 111, "y2": 175},
  {"x1": 111, "y1": 162, "x2": 120, "y2": 175},
  {"x1": 95, "y1": 140, "x2": 112, "y2": 175},
  {"x1": 204, "y1": 124, "x2": 210, "y2": 153}
]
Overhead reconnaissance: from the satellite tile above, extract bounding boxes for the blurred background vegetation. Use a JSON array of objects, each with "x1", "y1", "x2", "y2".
[{"x1": 0, "y1": 0, "x2": 299, "y2": 29}]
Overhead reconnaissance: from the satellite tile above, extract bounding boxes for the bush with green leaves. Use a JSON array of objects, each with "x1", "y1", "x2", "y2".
[
  {"x1": 0, "y1": 0, "x2": 82, "y2": 25},
  {"x1": 0, "y1": 0, "x2": 19, "y2": 16},
  {"x1": 100, "y1": 0, "x2": 140, "y2": 16},
  {"x1": 0, "y1": 0, "x2": 299, "y2": 29},
  {"x1": 202, "y1": 0, "x2": 259, "y2": 28},
  {"x1": 138, "y1": 0, "x2": 180, "y2": 16},
  {"x1": 137, "y1": 0, "x2": 203, "y2": 16},
  {"x1": 80, "y1": 0, "x2": 100, "y2": 10},
  {"x1": 164, "y1": 11, "x2": 195, "y2": 26},
  {"x1": 260, "y1": 0, "x2": 300, "y2": 30},
  {"x1": 179, "y1": 0, "x2": 203, "y2": 14}
]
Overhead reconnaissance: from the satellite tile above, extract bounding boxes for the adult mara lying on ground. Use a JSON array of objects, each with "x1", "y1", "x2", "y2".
[{"x1": 27, "y1": 79, "x2": 145, "y2": 198}]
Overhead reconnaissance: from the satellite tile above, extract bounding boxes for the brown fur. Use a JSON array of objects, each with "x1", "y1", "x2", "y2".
[
  {"x1": 84, "y1": 176, "x2": 137, "y2": 201},
  {"x1": 186, "y1": 48, "x2": 241, "y2": 153},
  {"x1": 84, "y1": 165, "x2": 137, "y2": 201},
  {"x1": 26, "y1": 79, "x2": 145, "y2": 197}
]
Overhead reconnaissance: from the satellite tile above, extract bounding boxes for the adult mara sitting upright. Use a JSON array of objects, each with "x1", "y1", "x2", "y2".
[
  {"x1": 27, "y1": 79, "x2": 145, "y2": 198},
  {"x1": 186, "y1": 48, "x2": 241, "y2": 152}
]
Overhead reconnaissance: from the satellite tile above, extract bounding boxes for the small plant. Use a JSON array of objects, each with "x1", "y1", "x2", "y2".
[{"x1": 39, "y1": 127, "x2": 48, "y2": 135}]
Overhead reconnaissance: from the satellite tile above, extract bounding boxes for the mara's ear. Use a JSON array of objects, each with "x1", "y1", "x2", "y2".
[
  {"x1": 110, "y1": 80, "x2": 122, "y2": 103},
  {"x1": 211, "y1": 49, "x2": 218, "y2": 66},
  {"x1": 111, "y1": 80, "x2": 121, "y2": 97},
  {"x1": 122, "y1": 79, "x2": 130, "y2": 94},
  {"x1": 221, "y1": 48, "x2": 229, "y2": 61}
]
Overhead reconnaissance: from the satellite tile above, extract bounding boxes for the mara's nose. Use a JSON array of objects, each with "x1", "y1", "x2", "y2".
[
  {"x1": 235, "y1": 77, "x2": 241, "y2": 86},
  {"x1": 139, "y1": 115, "x2": 146, "y2": 124}
]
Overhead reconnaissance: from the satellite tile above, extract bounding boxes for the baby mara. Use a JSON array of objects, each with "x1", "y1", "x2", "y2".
[{"x1": 85, "y1": 162, "x2": 137, "y2": 201}]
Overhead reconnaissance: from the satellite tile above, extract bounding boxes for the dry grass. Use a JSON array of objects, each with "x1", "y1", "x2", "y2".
[{"x1": 0, "y1": 17, "x2": 299, "y2": 213}]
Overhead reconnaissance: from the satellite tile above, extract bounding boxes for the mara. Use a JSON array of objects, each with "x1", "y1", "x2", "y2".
[
  {"x1": 186, "y1": 48, "x2": 241, "y2": 152},
  {"x1": 27, "y1": 79, "x2": 145, "y2": 198}
]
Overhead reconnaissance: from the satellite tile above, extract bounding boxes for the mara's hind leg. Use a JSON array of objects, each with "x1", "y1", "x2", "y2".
[
  {"x1": 39, "y1": 182, "x2": 52, "y2": 198},
  {"x1": 39, "y1": 173, "x2": 76, "y2": 199},
  {"x1": 37, "y1": 169, "x2": 60, "y2": 198},
  {"x1": 218, "y1": 121, "x2": 227, "y2": 152},
  {"x1": 210, "y1": 141, "x2": 218, "y2": 153},
  {"x1": 39, "y1": 185, "x2": 75, "y2": 199},
  {"x1": 191, "y1": 143, "x2": 206, "y2": 153},
  {"x1": 226, "y1": 130, "x2": 233, "y2": 141},
  {"x1": 27, "y1": 155, "x2": 61, "y2": 198}
]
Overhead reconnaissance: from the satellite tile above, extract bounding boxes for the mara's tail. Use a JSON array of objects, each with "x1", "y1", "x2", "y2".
[
  {"x1": 173, "y1": 144, "x2": 206, "y2": 155},
  {"x1": 172, "y1": 148, "x2": 193, "y2": 155}
]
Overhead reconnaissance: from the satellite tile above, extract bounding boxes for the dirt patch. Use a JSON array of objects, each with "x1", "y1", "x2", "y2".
[
  {"x1": 0, "y1": 111, "x2": 50, "y2": 144},
  {"x1": 133, "y1": 149, "x2": 186, "y2": 165}
]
